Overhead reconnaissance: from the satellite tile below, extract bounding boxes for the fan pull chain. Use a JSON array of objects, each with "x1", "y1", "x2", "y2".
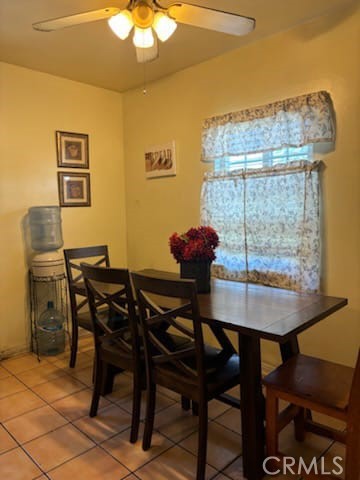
[{"x1": 143, "y1": 63, "x2": 147, "y2": 95}]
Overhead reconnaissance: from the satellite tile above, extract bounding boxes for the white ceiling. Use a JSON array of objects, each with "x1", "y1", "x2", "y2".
[{"x1": 0, "y1": 0, "x2": 355, "y2": 92}]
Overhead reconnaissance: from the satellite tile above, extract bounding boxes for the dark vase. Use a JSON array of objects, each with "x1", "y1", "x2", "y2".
[{"x1": 180, "y1": 260, "x2": 211, "y2": 293}]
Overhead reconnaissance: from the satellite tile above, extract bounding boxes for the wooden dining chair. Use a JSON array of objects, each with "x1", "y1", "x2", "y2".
[
  {"x1": 263, "y1": 350, "x2": 360, "y2": 479},
  {"x1": 64, "y1": 245, "x2": 110, "y2": 368},
  {"x1": 81, "y1": 263, "x2": 144, "y2": 443},
  {"x1": 131, "y1": 272, "x2": 240, "y2": 480}
]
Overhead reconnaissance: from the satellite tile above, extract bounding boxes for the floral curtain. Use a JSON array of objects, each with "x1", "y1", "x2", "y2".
[
  {"x1": 201, "y1": 91, "x2": 335, "y2": 162},
  {"x1": 201, "y1": 161, "x2": 321, "y2": 292}
]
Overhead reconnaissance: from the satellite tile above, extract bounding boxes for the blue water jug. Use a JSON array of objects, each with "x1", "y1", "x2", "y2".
[
  {"x1": 37, "y1": 301, "x2": 65, "y2": 356},
  {"x1": 29, "y1": 206, "x2": 63, "y2": 252}
]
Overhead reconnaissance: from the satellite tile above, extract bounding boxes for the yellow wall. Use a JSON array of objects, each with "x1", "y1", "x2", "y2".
[
  {"x1": 0, "y1": 62, "x2": 126, "y2": 357},
  {"x1": 123, "y1": 5, "x2": 360, "y2": 367}
]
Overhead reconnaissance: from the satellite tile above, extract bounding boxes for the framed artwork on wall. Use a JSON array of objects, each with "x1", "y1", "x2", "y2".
[
  {"x1": 56, "y1": 131, "x2": 89, "y2": 168},
  {"x1": 58, "y1": 172, "x2": 91, "y2": 207},
  {"x1": 145, "y1": 140, "x2": 176, "y2": 179}
]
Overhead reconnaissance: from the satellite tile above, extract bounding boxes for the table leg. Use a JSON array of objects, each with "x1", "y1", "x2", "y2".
[
  {"x1": 280, "y1": 336, "x2": 299, "y2": 361},
  {"x1": 239, "y1": 334, "x2": 265, "y2": 480}
]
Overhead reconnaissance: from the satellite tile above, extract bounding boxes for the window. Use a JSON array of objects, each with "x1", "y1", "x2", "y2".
[
  {"x1": 214, "y1": 145, "x2": 313, "y2": 172},
  {"x1": 201, "y1": 91, "x2": 335, "y2": 293}
]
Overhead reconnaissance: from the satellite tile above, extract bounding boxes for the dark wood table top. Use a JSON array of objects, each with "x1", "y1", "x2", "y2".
[{"x1": 137, "y1": 269, "x2": 348, "y2": 343}]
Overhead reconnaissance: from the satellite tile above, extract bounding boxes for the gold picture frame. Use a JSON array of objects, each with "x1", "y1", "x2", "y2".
[
  {"x1": 56, "y1": 131, "x2": 89, "y2": 169},
  {"x1": 58, "y1": 172, "x2": 91, "y2": 207}
]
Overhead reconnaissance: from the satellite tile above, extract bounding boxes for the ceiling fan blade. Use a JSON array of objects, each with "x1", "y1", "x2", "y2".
[
  {"x1": 168, "y1": 3, "x2": 255, "y2": 36},
  {"x1": 136, "y1": 38, "x2": 159, "y2": 63},
  {"x1": 32, "y1": 7, "x2": 121, "y2": 32}
]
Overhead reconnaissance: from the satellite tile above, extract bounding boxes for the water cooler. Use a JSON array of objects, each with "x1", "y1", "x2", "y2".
[{"x1": 28, "y1": 206, "x2": 68, "y2": 356}]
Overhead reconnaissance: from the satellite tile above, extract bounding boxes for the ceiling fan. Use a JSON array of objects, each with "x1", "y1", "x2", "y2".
[{"x1": 32, "y1": 0, "x2": 255, "y2": 63}]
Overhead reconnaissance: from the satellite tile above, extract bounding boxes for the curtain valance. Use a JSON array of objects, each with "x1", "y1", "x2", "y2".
[{"x1": 201, "y1": 91, "x2": 335, "y2": 162}]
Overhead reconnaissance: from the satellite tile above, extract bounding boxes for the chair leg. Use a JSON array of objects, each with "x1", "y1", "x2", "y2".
[
  {"x1": 130, "y1": 372, "x2": 142, "y2": 444},
  {"x1": 90, "y1": 357, "x2": 104, "y2": 417},
  {"x1": 143, "y1": 382, "x2": 156, "y2": 451},
  {"x1": 181, "y1": 396, "x2": 191, "y2": 411},
  {"x1": 101, "y1": 364, "x2": 116, "y2": 395},
  {"x1": 196, "y1": 400, "x2": 208, "y2": 480},
  {"x1": 294, "y1": 406, "x2": 306, "y2": 442},
  {"x1": 69, "y1": 317, "x2": 79, "y2": 368},
  {"x1": 192, "y1": 401, "x2": 199, "y2": 416},
  {"x1": 265, "y1": 388, "x2": 279, "y2": 469}
]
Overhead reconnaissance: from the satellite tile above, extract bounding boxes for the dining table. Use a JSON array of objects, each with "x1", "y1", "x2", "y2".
[{"x1": 138, "y1": 269, "x2": 348, "y2": 480}]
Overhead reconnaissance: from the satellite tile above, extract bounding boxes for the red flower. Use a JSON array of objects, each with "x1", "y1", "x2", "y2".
[{"x1": 169, "y1": 226, "x2": 219, "y2": 263}]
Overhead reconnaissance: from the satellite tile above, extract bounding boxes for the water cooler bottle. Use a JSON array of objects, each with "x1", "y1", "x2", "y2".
[{"x1": 28, "y1": 206, "x2": 68, "y2": 356}]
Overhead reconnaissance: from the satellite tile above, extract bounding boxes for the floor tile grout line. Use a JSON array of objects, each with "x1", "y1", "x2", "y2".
[
  {"x1": 0, "y1": 370, "x2": 90, "y2": 433},
  {"x1": 0, "y1": 400, "x2": 52, "y2": 425},
  {"x1": 137, "y1": 410, "x2": 229, "y2": 475},
  {"x1": 1, "y1": 364, "x2": 237, "y2": 473},
  {"x1": 113, "y1": 398, "x2": 178, "y2": 418},
  {"x1": 212, "y1": 416, "x2": 241, "y2": 436},
  {"x1": 1, "y1": 378, "x2": 135, "y2": 448},
  {"x1": 14, "y1": 384, "x2": 88, "y2": 418},
  {"x1": 1, "y1": 359, "x2": 340, "y2": 480},
  {"x1": 97, "y1": 423, "x2": 143, "y2": 447},
  {"x1": 1, "y1": 421, "x2": 49, "y2": 477},
  {"x1": 2, "y1": 409, "x2": 129, "y2": 475},
  {"x1": 14, "y1": 371, "x2": 71, "y2": 390},
  {"x1": 67, "y1": 413, "x2": 178, "y2": 475},
  {"x1": 0, "y1": 355, "x2": 54, "y2": 375},
  {"x1": 218, "y1": 454, "x2": 244, "y2": 479},
  {"x1": 60, "y1": 422, "x2": 134, "y2": 476},
  {"x1": 43, "y1": 444, "x2": 120, "y2": 477},
  {"x1": 66, "y1": 395, "x2": 221, "y2": 477},
  {"x1": 14, "y1": 392, "x2": 132, "y2": 447},
  {"x1": 2, "y1": 403, "x2": 70, "y2": 437},
  {"x1": 130, "y1": 440, "x2": 188, "y2": 475},
  {"x1": 12, "y1": 360, "x2": 87, "y2": 393},
  {"x1": 172, "y1": 418, "x2": 242, "y2": 474}
]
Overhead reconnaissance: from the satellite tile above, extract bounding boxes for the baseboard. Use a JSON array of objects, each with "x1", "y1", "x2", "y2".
[{"x1": 0, "y1": 343, "x2": 30, "y2": 361}]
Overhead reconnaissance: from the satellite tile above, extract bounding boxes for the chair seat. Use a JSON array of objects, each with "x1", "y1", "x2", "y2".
[
  {"x1": 206, "y1": 353, "x2": 240, "y2": 396},
  {"x1": 101, "y1": 330, "x2": 191, "y2": 368},
  {"x1": 155, "y1": 349, "x2": 240, "y2": 400},
  {"x1": 263, "y1": 354, "x2": 354, "y2": 414},
  {"x1": 77, "y1": 310, "x2": 128, "y2": 332},
  {"x1": 101, "y1": 338, "x2": 138, "y2": 371}
]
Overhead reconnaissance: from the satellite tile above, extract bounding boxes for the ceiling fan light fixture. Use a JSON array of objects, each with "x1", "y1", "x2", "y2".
[
  {"x1": 132, "y1": 1, "x2": 154, "y2": 29},
  {"x1": 153, "y1": 12, "x2": 177, "y2": 42},
  {"x1": 108, "y1": 10, "x2": 134, "y2": 40},
  {"x1": 133, "y1": 26, "x2": 154, "y2": 48}
]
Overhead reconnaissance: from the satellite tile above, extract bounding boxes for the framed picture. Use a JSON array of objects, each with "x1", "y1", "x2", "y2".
[
  {"x1": 58, "y1": 172, "x2": 91, "y2": 207},
  {"x1": 56, "y1": 131, "x2": 89, "y2": 168},
  {"x1": 145, "y1": 141, "x2": 176, "y2": 179}
]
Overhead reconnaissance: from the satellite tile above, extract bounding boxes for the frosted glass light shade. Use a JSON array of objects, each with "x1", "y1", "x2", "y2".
[
  {"x1": 133, "y1": 26, "x2": 154, "y2": 48},
  {"x1": 153, "y1": 12, "x2": 177, "y2": 42},
  {"x1": 108, "y1": 10, "x2": 134, "y2": 39}
]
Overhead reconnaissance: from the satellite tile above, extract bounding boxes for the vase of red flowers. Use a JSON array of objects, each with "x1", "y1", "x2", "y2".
[{"x1": 169, "y1": 226, "x2": 219, "y2": 293}]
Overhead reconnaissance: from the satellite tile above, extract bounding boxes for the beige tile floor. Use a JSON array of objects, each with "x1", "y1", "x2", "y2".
[{"x1": 0, "y1": 334, "x2": 346, "y2": 480}]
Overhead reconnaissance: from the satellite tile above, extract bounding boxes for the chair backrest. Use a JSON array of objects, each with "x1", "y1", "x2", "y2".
[
  {"x1": 81, "y1": 263, "x2": 141, "y2": 362},
  {"x1": 131, "y1": 272, "x2": 206, "y2": 384},
  {"x1": 64, "y1": 245, "x2": 110, "y2": 312}
]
